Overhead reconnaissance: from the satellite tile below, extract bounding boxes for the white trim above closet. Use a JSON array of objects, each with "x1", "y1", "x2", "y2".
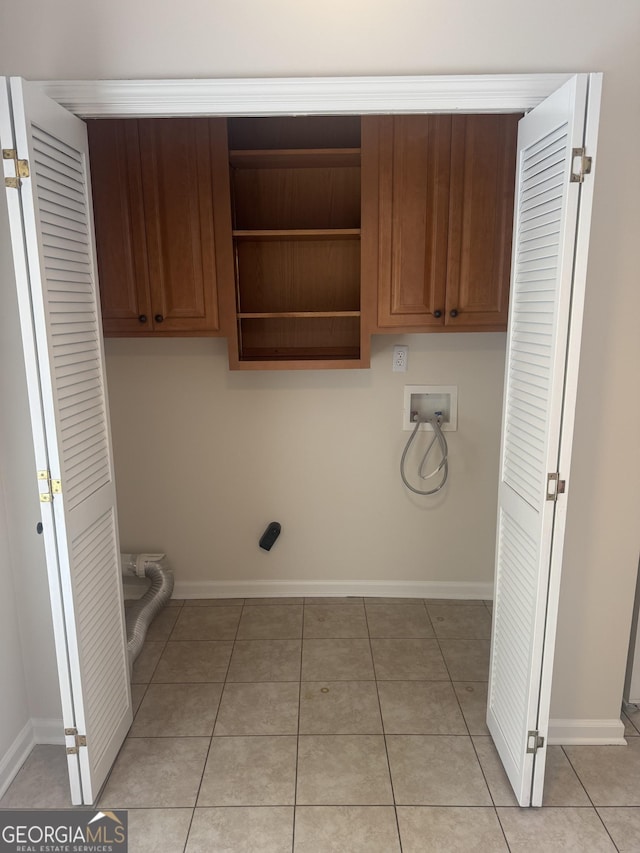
[{"x1": 35, "y1": 73, "x2": 573, "y2": 117}]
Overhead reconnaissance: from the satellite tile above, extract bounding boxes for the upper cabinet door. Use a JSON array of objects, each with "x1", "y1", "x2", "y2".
[
  {"x1": 88, "y1": 118, "x2": 230, "y2": 336},
  {"x1": 139, "y1": 118, "x2": 224, "y2": 333},
  {"x1": 445, "y1": 115, "x2": 519, "y2": 329},
  {"x1": 376, "y1": 115, "x2": 451, "y2": 329},
  {"x1": 87, "y1": 119, "x2": 152, "y2": 334}
]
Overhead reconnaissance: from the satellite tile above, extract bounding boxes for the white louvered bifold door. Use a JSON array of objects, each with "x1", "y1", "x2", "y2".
[
  {"x1": 488, "y1": 74, "x2": 600, "y2": 807},
  {"x1": 0, "y1": 78, "x2": 131, "y2": 805}
]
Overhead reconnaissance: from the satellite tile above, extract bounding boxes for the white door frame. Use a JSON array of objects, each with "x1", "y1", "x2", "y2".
[{"x1": 27, "y1": 72, "x2": 602, "y2": 803}]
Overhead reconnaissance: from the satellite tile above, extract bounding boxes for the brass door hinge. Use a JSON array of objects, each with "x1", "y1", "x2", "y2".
[
  {"x1": 546, "y1": 472, "x2": 566, "y2": 502},
  {"x1": 570, "y1": 147, "x2": 592, "y2": 183},
  {"x1": 65, "y1": 728, "x2": 87, "y2": 754},
  {"x1": 3, "y1": 148, "x2": 29, "y2": 189},
  {"x1": 526, "y1": 730, "x2": 545, "y2": 754},
  {"x1": 37, "y1": 469, "x2": 62, "y2": 503}
]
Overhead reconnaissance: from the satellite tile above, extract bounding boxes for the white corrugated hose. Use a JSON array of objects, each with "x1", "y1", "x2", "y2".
[{"x1": 121, "y1": 553, "x2": 174, "y2": 668}]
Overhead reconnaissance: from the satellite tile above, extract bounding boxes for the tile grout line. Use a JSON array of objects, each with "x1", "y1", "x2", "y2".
[
  {"x1": 560, "y1": 745, "x2": 600, "y2": 809},
  {"x1": 560, "y1": 746, "x2": 622, "y2": 852},
  {"x1": 129, "y1": 602, "x2": 185, "y2": 721},
  {"x1": 95, "y1": 599, "x2": 188, "y2": 808},
  {"x1": 423, "y1": 600, "x2": 510, "y2": 848},
  {"x1": 292, "y1": 605, "x2": 305, "y2": 853},
  {"x1": 99, "y1": 601, "x2": 180, "y2": 800},
  {"x1": 425, "y1": 600, "x2": 513, "y2": 848},
  {"x1": 181, "y1": 598, "x2": 246, "y2": 850},
  {"x1": 442, "y1": 637, "x2": 499, "y2": 808},
  {"x1": 492, "y1": 808, "x2": 514, "y2": 853},
  {"x1": 364, "y1": 603, "x2": 404, "y2": 853}
]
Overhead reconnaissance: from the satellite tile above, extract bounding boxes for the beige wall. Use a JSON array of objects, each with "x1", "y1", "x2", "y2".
[
  {"x1": 0, "y1": 0, "x2": 635, "y2": 80},
  {"x1": 1, "y1": 0, "x2": 639, "y2": 728},
  {"x1": 0, "y1": 465, "x2": 30, "y2": 774},
  {"x1": 105, "y1": 334, "x2": 505, "y2": 589}
]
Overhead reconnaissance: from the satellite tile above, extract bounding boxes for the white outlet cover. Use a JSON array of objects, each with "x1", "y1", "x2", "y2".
[
  {"x1": 403, "y1": 385, "x2": 458, "y2": 431},
  {"x1": 392, "y1": 344, "x2": 408, "y2": 372}
]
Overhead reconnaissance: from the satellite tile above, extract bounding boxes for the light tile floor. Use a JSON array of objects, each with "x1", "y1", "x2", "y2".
[{"x1": 3, "y1": 597, "x2": 640, "y2": 851}]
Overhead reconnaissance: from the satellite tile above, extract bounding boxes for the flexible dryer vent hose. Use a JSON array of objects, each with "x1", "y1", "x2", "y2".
[{"x1": 121, "y1": 553, "x2": 174, "y2": 667}]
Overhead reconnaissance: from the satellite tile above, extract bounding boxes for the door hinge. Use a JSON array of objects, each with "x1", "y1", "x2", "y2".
[
  {"x1": 546, "y1": 472, "x2": 566, "y2": 502},
  {"x1": 65, "y1": 728, "x2": 87, "y2": 754},
  {"x1": 570, "y1": 147, "x2": 592, "y2": 183},
  {"x1": 3, "y1": 148, "x2": 29, "y2": 189},
  {"x1": 526, "y1": 730, "x2": 545, "y2": 754},
  {"x1": 37, "y1": 469, "x2": 62, "y2": 503}
]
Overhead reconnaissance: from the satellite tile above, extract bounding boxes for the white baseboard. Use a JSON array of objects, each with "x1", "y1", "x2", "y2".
[
  {"x1": 0, "y1": 717, "x2": 64, "y2": 801},
  {"x1": 171, "y1": 579, "x2": 494, "y2": 601},
  {"x1": 548, "y1": 718, "x2": 627, "y2": 745},
  {"x1": 0, "y1": 721, "x2": 35, "y2": 801}
]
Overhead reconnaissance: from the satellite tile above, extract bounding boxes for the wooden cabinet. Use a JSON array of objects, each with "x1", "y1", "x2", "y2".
[
  {"x1": 375, "y1": 113, "x2": 519, "y2": 333},
  {"x1": 218, "y1": 116, "x2": 377, "y2": 369},
  {"x1": 89, "y1": 112, "x2": 518, "y2": 357},
  {"x1": 87, "y1": 118, "x2": 230, "y2": 336}
]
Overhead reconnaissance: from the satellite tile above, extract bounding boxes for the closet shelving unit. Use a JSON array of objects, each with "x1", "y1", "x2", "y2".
[{"x1": 226, "y1": 116, "x2": 369, "y2": 368}]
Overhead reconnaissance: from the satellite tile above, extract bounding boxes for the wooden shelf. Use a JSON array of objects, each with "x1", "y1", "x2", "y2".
[
  {"x1": 240, "y1": 346, "x2": 361, "y2": 362},
  {"x1": 232, "y1": 229, "x2": 361, "y2": 240},
  {"x1": 225, "y1": 116, "x2": 367, "y2": 369},
  {"x1": 228, "y1": 116, "x2": 361, "y2": 152},
  {"x1": 229, "y1": 148, "x2": 361, "y2": 169},
  {"x1": 237, "y1": 311, "x2": 360, "y2": 319}
]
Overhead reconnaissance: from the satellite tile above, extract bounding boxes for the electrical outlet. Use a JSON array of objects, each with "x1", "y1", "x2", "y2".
[{"x1": 393, "y1": 344, "x2": 408, "y2": 372}]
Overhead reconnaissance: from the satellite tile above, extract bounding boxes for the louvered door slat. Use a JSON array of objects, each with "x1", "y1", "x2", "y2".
[
  {"x1": 523, "y1": 122, "x2": 567, "y2": 154},
  {"x1": 501, "y1": 118, "x2": 567, "y2": 504},
  {"x1": 43, "y1": 233, "x2": 89, "y2": 256},
  {"x1": 492, "y1": 505, "x2": 538, "y2": 762},
  {"x1": 71, "y1": 508, "x2": 128, "y2": 771},
  {"x1": 40, "y1": 220, "x2": 89, "y2": 244},
  {"x1": 519, "y1": 199, "x2": 563, "y2": 224},
  {"x1": 518, "y1": 236, "x2": 559, "y2": 258}
]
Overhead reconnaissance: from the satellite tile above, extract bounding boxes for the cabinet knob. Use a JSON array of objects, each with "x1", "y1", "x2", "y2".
[
  {"x1": 154, "y1": 314, "x2": 164, "y2": 323},
  {"x1": 433, "y1": 310, "x2": 442, "y2": 319},
  {"x1": 449, "y1": 309, "x2": 459, "y2": 318},
  {"x1": 138, "y1": 314, "x2": 147, "y2": 324}
]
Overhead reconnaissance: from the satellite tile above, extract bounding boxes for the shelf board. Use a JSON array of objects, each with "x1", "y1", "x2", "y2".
[
  {"x1": 238, "y1": 311, "x2": 360, "y2": 319},
  {"x1": 239, "y1": 346, "x2": 361, "y2": 362},
  {"x1": 229, "y1": 148, "x2": 361, "y2": 168},
  {"x1": 232, "y1": 229, "x2": 361, "y2": 240}
]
